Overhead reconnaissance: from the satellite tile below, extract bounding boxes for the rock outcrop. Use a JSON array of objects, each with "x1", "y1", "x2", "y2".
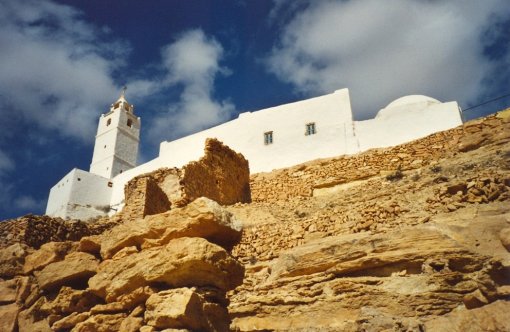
[{"x1": 0, "y1": 197, "x2": 244, "y2": 331}]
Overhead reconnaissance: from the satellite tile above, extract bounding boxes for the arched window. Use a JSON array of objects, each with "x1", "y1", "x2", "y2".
[
  {"x1": 127, "y1": 119, "x2": 133, "y2": 127},
  {"x1": 106, "y1": 118, "x2": 111, "y2": 126}
]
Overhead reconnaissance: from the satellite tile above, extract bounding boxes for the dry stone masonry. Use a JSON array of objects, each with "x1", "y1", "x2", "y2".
[{"x1": 119, "y1": 138, "x2": 251, "y2": 220}]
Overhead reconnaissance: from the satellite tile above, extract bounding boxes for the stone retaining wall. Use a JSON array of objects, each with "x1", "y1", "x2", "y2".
[{"x1": 250, "y1": 114, "x2": 509, "y2": 203}]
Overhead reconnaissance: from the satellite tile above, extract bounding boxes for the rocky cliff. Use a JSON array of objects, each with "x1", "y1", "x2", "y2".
[{"x1": 0, "y1": 110, "x2": 509, "y2": 331}]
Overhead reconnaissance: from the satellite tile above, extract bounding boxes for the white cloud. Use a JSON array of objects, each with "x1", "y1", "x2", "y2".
[
  {"x1": 0, "y1": 150, "x2": 14, "y2": 176},
  {"x1": 0, "y1": 0, "x2": 126, "y2": 142},
  {"x1": 149, "y1": 29, "x2": 234, "y2": 142},
  {"x1": 266, "y1": 0, "x2": 510, "y2": 119},
  {"x1": 14, "y1": 195, "x2": 44, "y2": 211}
]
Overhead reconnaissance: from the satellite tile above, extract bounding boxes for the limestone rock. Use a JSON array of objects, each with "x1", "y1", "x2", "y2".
[
  {"x1": 17, "y1": 297, "x2": 51, "y2": 332},
  {"x1": 23, "y1": 241, "x2": 77, "y2": 274},
  {"x1": 424, "y1": 300, "x2": 510, "y2": 331},
  {"x1": 269, "y1": 225, "x2": 487, "y2": 281},
  {"x1": 72, "y1": 313, "x2": 126, "y2": 332},
  {"x1": 144, "y1": 288, "x2": 207, "y2": 330},
  {"x1": 77, "y1": 235, "x2": 102, "y2": 254},
  {"x1": 51, "y1": 312, "x2": 90, "y2": 331},
  {"x1": 462, "y1": 289, "x2": 489, "y2": 309},
  {"x1": 499, "y1": 227, "x2": 510, "y2": 251},
  {"x1": 99, "y1": 197, "x2": 242, "y2": 259},
  {"x1": 0, "y1": 243, "x2": 29, "y2": 278},
  {"x1": 89, "y1": 237, "x2": 244, "y2": 302},
  {"x1": 35, "y1": 252, "x2": 98, "y2": 291},
  {"x1": 119, "y1": 316, "x2": 144, "y2": 332},
  {"x1": 0, "y1": 278, "x2": 18, "y2": 304},
  {"x1": 458, "y1": 133, "x2": 488, "y2": 152},
  {"x1": 0, "y1": 303, "x2": 19, "y2": 332},
  {"x1": 41, "y1": 287, "x2": 101, "y2": 315}
]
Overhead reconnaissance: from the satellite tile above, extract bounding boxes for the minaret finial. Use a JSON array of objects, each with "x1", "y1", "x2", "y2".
[{"x1": 121, "y1": 85, "x2": 127, "y2": 98}]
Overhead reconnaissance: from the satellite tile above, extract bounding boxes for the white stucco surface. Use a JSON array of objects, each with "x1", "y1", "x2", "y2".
[
  {"x1": 46, "y1": 168, "x2": 112, "y2": 220},
  {"x1": 90, "y1": 95, "x2": 140, "y2": 179},
  {"x1": 46, "y1": 89, "x2": 464, "y2": 221},
  {"x1": 354, "y1": 98, "x2": 462, "y2": 152}
]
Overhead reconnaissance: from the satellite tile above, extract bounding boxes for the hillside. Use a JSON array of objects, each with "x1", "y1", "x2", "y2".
[{"x1": 0, "y1": 109, "x2": 509, "y2": 331}]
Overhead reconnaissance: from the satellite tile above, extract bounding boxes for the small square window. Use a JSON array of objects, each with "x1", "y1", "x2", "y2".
[
  {"x1": 305, "y1": 123, "x2": 316, "y2": 136},
  {"x1": 107, "y1": 181, "x2": 113, "y2": 187},
  {"x1": 264, "y1": 131, "x2": 273, "y2": 145}
]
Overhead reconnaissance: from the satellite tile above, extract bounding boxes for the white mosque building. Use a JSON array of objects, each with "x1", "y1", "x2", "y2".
[{"x1": 46, "y1": 88, "x2": 462, "y2": 220}]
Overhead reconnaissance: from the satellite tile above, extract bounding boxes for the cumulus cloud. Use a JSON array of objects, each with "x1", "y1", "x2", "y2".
[
  {"x1": 14, "y1": 195, "x2": 44, "y2": 211},
  {"x1": 149, "y1": 29, "x2": 234, "y2": 142},
  {"x1": 0, "y1": 0, "x2": 126, "y2": 142},
  {"x1": 266, "y1": 0, "x2": 510, "y2": 119},
  {"x1": 0, "y1": 150, "x2": 14, "y2": 176}
]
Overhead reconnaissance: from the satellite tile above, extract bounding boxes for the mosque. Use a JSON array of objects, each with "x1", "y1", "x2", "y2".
[{"x1": 46, "y1": 88, "x2": 462, "y2": 220}]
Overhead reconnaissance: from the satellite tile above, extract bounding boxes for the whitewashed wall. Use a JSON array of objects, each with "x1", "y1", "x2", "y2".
[
  {"x1": 159, "y1": 88, "x2": 353, "y2": 172},
  {"x1": 354, "y1": 96, "x2": 462, "y2": 152},
  {"x1": 46, "y1": 168, "x2": 113, "y2": 220}
]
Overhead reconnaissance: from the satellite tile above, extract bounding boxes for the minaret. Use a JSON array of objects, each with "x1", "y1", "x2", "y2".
[{"x1": 90, "y1": 88, "x2": 141, "y2": 179}]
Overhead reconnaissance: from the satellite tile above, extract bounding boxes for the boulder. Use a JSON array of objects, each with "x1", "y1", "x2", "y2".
[
  {"x1": 40, "y1": 287, "x2": 101, "y2": 315},
  {"x1": 0, "y1": 303, "x2": 19, "y2": 332},
  {"x1": 51, "y1": 312, "x2": 90, "y2": 331},
  {"x1": 99, "y1": 197, "x2": 242, "y2": 259},
  {"x1": 144, "y1": 288, "x2": 207, "y2": 330},
  {"x1": 17, "y1": 297, "x2": 51, "y2": 332},
  {"x1": 0, "y1": 243, "x2": 29, "y2": 278},
  {"x1": 78, "y1": 235, "x2": 102, "y2": 254},
  {"x1": 35, "y1": 252, "x2": 98, "y2": 291},
  {"x1": 0, "y1": 278, "x2": 17, "y2": 304},
  {"x1": 23, "y1": 241, "x2": 77, "y2": 274},
  {"x1": 119, "y1": 316, "x2": 144, "y2": 332},
  {"x1": 89, "y1": 237, "x2": 244, "y2": 302}
]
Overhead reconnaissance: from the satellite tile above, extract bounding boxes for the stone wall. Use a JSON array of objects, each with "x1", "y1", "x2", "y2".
[
  {"x1": 178, "y1": 138, "x2": 251, "y2": 207},
  {"x1": 121, "y1": 177, "x2": 171, "y2": 220},
  {"x1": 231, "y1": 111, "x2": 510, "y2": 264},
  {"x1": 0, "y1": 215, "x2": 117, "y2": 250},
  {"x1": 250, "y1": 113, "x2": 509, "y2": 203},
  {"x1": 120, "y1": 138, "x2": 251, "y2": 218}
]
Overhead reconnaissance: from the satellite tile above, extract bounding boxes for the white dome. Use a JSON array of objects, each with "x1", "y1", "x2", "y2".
[
  {"x1": 376, "y1": 95, "x2": 442, "y2": 119},
  {"x1": 386, "y1": 95, "x2": 441, "y2": 108}
]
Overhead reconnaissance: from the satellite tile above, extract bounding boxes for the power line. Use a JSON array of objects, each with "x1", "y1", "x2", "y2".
[{"x1": 462, "y1": 92, "x2": 510, "y2": 112}]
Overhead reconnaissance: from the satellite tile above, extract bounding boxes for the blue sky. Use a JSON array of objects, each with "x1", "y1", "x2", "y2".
[{"x1": 1, "y1": 0, "x2": 509, "y2": 220}]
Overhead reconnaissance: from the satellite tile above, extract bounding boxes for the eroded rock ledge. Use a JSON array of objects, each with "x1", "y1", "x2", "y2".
[{"x1": 0, "y1": 198, "x2": 244, "y2": 332}]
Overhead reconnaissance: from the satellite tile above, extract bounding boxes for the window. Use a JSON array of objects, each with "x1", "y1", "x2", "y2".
[
  {"x1": 108, "y1": 181, "x2": 113, "y2": 187},
  {"x1": 264, "y1": 131, "x2": 273, "y2": 145},
  {"x1": 127, "y1": 119, "x2": 132, "y2": 127},
  {"x1": 106, "y1": 118, "x2": 111, "y2": 126},
  {"x1": 305, "y1": 122, "x2": 316, "y2": 136}
]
